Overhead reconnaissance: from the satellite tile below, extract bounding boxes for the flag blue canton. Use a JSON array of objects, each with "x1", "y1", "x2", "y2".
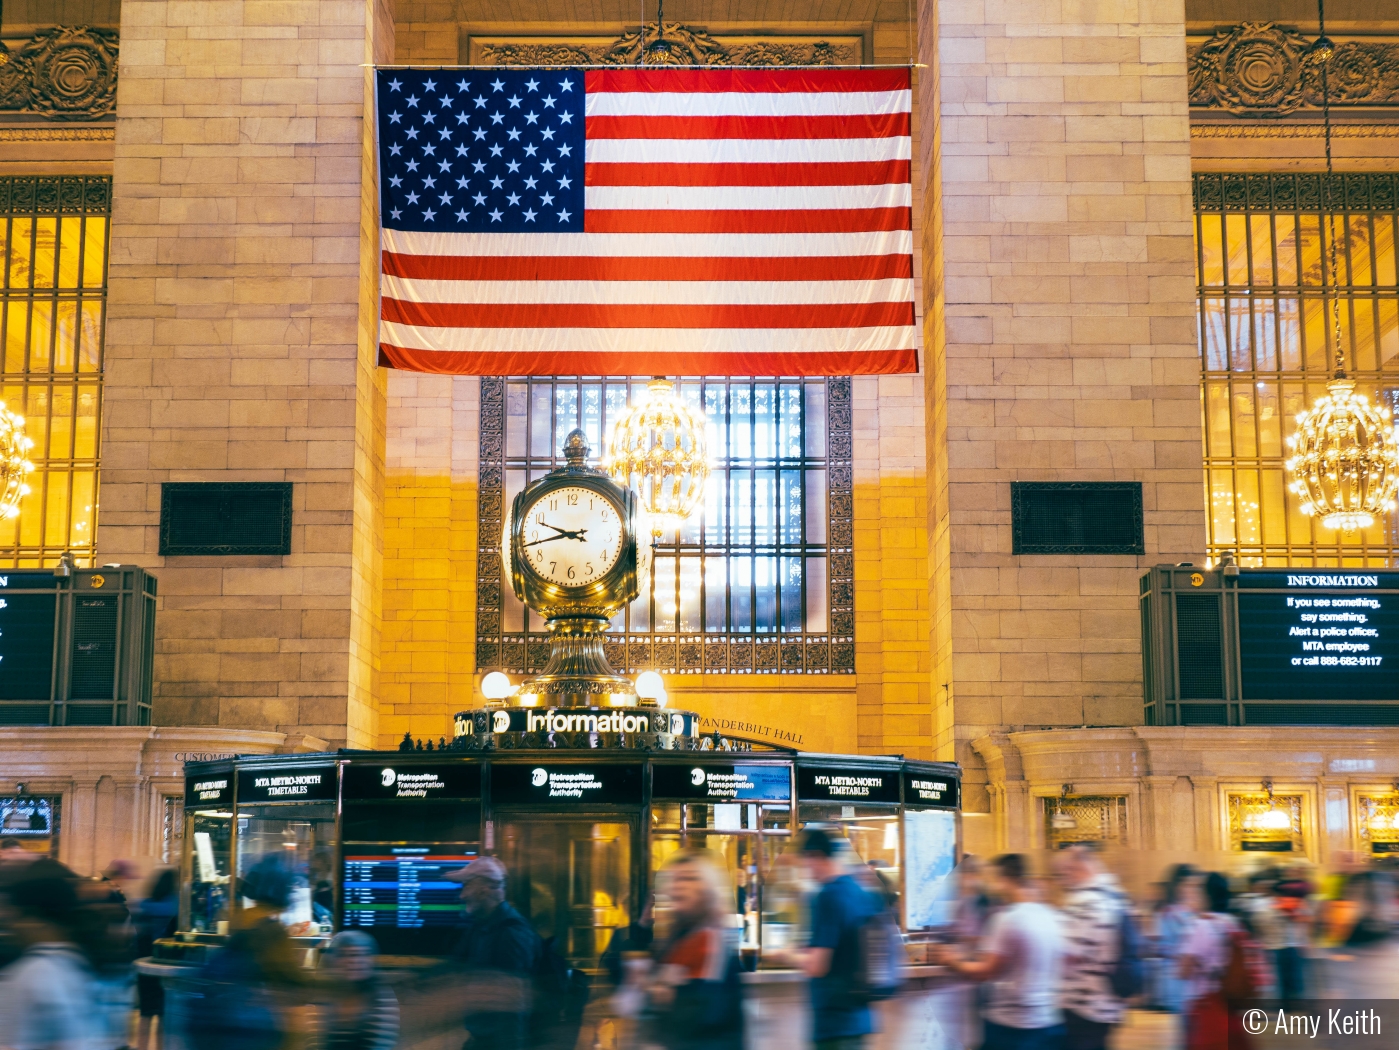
[{"x1": 377, "y1": 68, "x2": 586, "y2": 234}]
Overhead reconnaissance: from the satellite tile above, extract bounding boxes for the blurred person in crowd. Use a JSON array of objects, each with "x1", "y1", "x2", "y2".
[
  {"x1": 81, "y1": 865, "x2": 138, "y2": 1050},
  {"x1": 1148, "y1": 863, "x2": 1197, "y2": 1014},
  {"x1": 134, "y1": 868, "x2": 180, "y2": 1050},
  {"x1": 0, "y1": 873, "x2": 101, "y2": 1050},
  {"x1": 1055, "y1": 843, "x2": 1127, "y2": 1050},
  {"x1": 954, "y1": 855, "x2": 992, "y2": 945},
  {"x1": 933, "y1": 853, "x2": 1065, "y2": 1050},
  {"x1": 1232, "y1": 870, "x2": 1281, "y2": 1001},
  {"x1": 319, "y1": 931, "x2": 399, "y2": 1050},
  {"x1": 1179, "y1": 872, "x2": 1252, "y2": 1050},
  {"x1": 776, "y1": 828, "x2": 882, "y2": 1050},
  {"x1": 446, "y1": 856, "x2": 536, "y2": 1050},
  {"x1": 1318, "y1": 870, "x2": 1399, "y2": 1000},
  {"x1": 0, "y1": 836, "x2": 37, "y2": 875},
  {"x1": 186, "y1": 853, "x2": 310, "y2": 1050},
  {"x1": 601, "y1": 899, "x2": 654, "y2": 986},
  {"x1": 1271, "y1": 863, "x2": 1312, "y2": 1002},
  {"x1": 639, "y1": 849, "x2": 743, "y2": 1050}
]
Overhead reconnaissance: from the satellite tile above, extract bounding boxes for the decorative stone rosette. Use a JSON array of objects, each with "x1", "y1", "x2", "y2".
[
  {"x1": 1188, "y1": 21, "x2": 1399, "y2": 115},
  {"x1": 0, "y1": 26, "x2": 118, "y2": 120}
]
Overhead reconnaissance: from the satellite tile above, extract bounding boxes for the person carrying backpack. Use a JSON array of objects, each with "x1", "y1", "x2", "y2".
[
  {"x1": 776, "y1": 828, "x2": 884, "y2": 1050},
  {"x1": 445, "y1": 857, "x2": 537, "y2": 1050},
  {"x1": 1054, "y1": 844, "x2": 1138, "y2": 1050}
]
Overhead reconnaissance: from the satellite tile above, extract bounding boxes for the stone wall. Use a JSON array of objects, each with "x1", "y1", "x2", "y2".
[
  {"x1": 935, "y1": 0, "x2": 1207, "y2": 797},
  {"x1": 97, "y1": 0, "x2": 391, "y2": 747}
]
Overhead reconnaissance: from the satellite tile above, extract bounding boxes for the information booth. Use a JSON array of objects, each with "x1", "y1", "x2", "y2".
[{"x1": 179, "y1": 745, "x2": 961, "y2": 970}]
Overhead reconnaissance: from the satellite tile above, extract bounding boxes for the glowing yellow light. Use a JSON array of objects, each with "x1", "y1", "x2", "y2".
[
  {"x1": 1284, "y1": 379, "x2": 1399, "y2": 532},
  {"x1": 0, "y1": 401, "x2": 35, "y2": 520},
  {"x1": 605, "y1": 378, "x2": 711, "y2": 534}
]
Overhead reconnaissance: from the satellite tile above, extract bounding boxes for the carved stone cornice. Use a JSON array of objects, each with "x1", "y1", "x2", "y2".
[
  {"x1": 468, "y1": 23, "x2": 862, "y2": 68},
  {"x1": 1192, "y1": 122, "x2": 1399, "y2": 138},
  {"x1": 0, "y1": 125, "x2": 114, "y2": 141},
  {"x1": 1188, "y1": 22, "x2": 1399, "y2": 115}
]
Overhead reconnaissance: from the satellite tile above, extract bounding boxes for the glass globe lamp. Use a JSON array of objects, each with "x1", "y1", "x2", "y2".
[
  {"x1": 0, "y1": 401, "x2": 35, "y2": 520},
  {"x1": 605, "y1": 378, "x2": 710, "y2": 534},
  {"x1": 1285, "y1": 378, "x2": 1399, "y2": 532}
]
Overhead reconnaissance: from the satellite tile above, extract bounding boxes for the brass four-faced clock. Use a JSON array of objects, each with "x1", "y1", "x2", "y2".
[{"x1": 503, "y1": 430, "x2": 646, "y2": 705}]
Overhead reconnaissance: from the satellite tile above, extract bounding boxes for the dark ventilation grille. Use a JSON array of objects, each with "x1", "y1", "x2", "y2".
[
  {"x1": 0, "y1": 704, "x2": 48, "y2": 724},
  {"x1": 1010, "y1": 482, "x2": 1144, "y2": 554},
  {"x1": 1180, "y1": 703, "x2": 1228, "y2": 725},
  {"x1": 1175, "y1": 594, "x2": 1224, "y2": 699},
  {"x1": 1245, "y1": 704, "x2": 1399, "y2": 726},
  {"x1": 65, "y1": 705, "x2": 114, "y2": 726},
  {"x1": 160, "y1": 483, "x2": 293, "y2": 556},
  {"x1": 70, "y1": 596, "x2": 118, "y2": 700}
]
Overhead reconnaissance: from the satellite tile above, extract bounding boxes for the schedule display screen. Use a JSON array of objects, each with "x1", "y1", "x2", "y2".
[
  {"x1": 1238, "y1": 572, "x2": 1399, "y2": 701},
  {"x1": 343, "y1": 847, "x2": 473, "y2": 952}
]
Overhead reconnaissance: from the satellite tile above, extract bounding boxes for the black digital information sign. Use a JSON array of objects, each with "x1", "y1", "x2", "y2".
[
  {"x1": 1238, "y1": 572, "x2": 1399, "y2": 701},
  {"x1": 491, "y1": 763, "x2": 643, "y2": 805},
  {"x1": 0, "y1": 577, "x2": 58, "y2": 700}
]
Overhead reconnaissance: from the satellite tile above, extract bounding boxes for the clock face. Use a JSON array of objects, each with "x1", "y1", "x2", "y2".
[{"x1": 518, "y1": 485, "x2": 624, "y2": 588}]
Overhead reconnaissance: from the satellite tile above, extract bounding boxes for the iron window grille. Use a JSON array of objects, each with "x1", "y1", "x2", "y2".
[
  {"x1": 0, "y1": 176, "x2": 110, "y2": 568},
  {"x1": 1194, "y1": 172, "x2": 1399, "y2": 567},
  {"x1": 159, "y1": 482, "x2": 294, "y2": 556},
  {"x1": 476, "y1": 376, "x2": 853, "y2": 675},
  {"x1": 1010, "y1": 481, "x2": 1144, "y2": 555}
]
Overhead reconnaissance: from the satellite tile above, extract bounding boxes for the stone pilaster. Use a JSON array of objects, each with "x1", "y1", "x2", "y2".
[
  {"x1": 935, "y1": 0, "x2": 1207, "y2": 765},
  {"x1": 99, "y1": 0, "x2": 392, "y2": 747}
]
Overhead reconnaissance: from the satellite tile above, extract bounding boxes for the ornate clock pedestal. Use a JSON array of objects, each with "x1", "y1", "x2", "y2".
[
  {"x1": 525, "y1": 614, "x2": 637, "y2": 708},
  {"x1": 451, "y1": 429, "x2": 715, "y2": 750}
]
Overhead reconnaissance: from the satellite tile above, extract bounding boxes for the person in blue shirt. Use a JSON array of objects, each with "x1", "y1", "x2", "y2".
[{"x1": 786, "y1": 828, "x2": 882, "y2": 1050}]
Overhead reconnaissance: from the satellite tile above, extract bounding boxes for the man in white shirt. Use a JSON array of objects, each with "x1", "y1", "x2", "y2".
[
  {"x1": 1055, "y1": 843, "x2": 1127, "y2": 1050},
  {"x1": 933, "y1": 853, "x2": 1065, "y2": 1050}
]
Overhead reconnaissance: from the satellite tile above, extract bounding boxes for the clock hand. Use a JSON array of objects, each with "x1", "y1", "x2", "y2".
[
  {"x1": 522, "y1": 535, "x2": 566, "y2": 548},
  {"x1": 538, "y1": 520, "x2": 588, "y2": 541}
]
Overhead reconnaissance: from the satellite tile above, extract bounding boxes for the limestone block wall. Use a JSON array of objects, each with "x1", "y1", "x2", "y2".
[
  {"x1": 97, "y1": 0, "x2": 391, "y2": 747},
  {"x1": 935, "y1": 0, "x2": 1208, "y2": 782}
]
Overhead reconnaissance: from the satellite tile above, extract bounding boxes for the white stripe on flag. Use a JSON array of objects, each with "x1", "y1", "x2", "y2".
[
  {"x1": 380, "y1": 320, "x2": 916, "y2": 355},
  {"x1": 584, "y1": 137, "x2": 911, "y2": 165},
  {"x1": 581, "y1": 184, "x2": 911, "y2": 211},
  {"x1": 584, "y1": 90, "x2": 913, "y2": 117},
  {"x1": 381, "y1": 228, "x2": 914, "y2": 258},
  {"x1": 384, "y1": 276, "x2": 914, "y2": 306}
]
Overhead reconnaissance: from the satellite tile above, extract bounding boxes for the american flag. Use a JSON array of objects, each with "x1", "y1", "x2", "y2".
[{"x1": 375, "y1": 67, "x2": 916, "y2": 376}]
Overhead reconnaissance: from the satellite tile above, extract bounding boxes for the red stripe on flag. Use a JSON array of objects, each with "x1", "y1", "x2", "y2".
[
  {"x1": 585, "y1": 161, "x2": 911, "y2": 187},
  {"x1": 583, "y1": 207, "x2": 911, "y2": 234},
  {"x1": 585, "y1": 113, "x2": 909, "y2": 140},
  {"x1": 584, "y1": 68, "x2": 911, "y2": 94},
  {"x1": 382, "y1": 252, "x2": 913, "y2": 282},
  {"x1": 381, "y1": 298, "x2": 915, "y2": 330},
  {"x1": 379, "y1": 343, "x2": 917, "y2": 376}
]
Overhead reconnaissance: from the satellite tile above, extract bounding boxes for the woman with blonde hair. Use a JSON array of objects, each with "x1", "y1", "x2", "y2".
[{"x1": 643, "y1": 849, "x2": 745, "y2": 1050}]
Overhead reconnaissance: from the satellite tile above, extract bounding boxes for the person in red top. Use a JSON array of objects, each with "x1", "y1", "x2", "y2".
[{"x1": 643, "y1": 850, "x2": 744, "y2": 1050}]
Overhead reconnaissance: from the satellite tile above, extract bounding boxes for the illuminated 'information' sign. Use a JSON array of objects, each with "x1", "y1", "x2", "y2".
[{"x1": 1238, "y1": 572, "x2": 1399, "y2": 701}]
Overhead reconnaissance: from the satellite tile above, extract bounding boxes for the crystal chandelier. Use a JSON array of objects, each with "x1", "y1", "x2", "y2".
[
  {"x1": 606, "y1": 378, "x2": 710, "y2": 533},
  {"x1": 1283, "y1": 0, "x2": 1399, "y2": 533},
  {"x1": 0, "y1": 401, "x2": 35, "y2": 519}
]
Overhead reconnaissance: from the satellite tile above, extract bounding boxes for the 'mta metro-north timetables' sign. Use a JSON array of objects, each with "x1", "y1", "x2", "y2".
[
  {"x1": 1238, "y1": 572, "x2": 1399, "y2": 701},
  {"x1": 796, "y1": 764, "x2": 901, "y2": 803},
  {"x1": 237, "y1": 765, "x2": 339, "y2": 803}
]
